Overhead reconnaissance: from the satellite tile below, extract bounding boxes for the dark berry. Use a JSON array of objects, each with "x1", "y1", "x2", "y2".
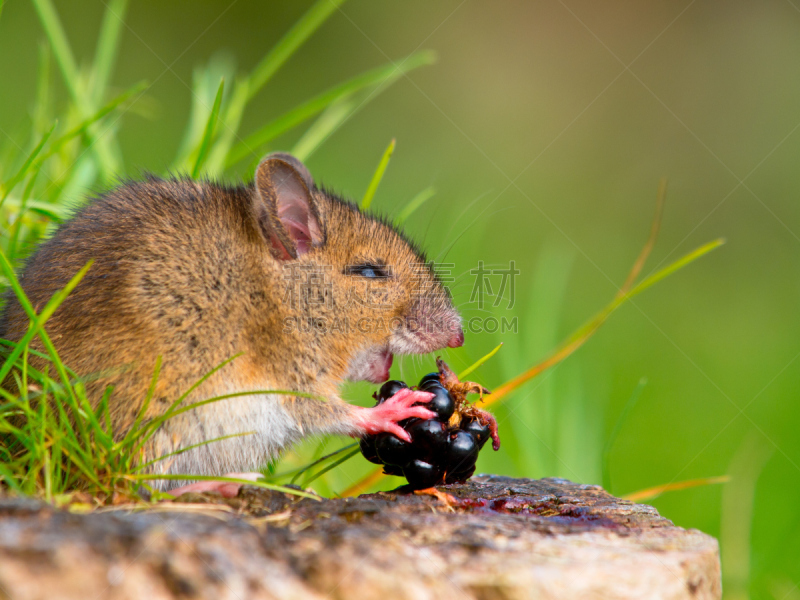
[
  {"x1": 398, "y1": 416, "x2": 420, "y2": 429},
  {"x1": 406, "y1": 419, "x2": 448, "y2": 457},
  {"x1": 445, "y1": 463, "x2": 476, "y2": 484},
  {"x1": 461, "y1": 417, "x2": 491, "y2": 449},
  {"x1": 446, "y1": 430, "x2": 479, "y2": 472},
  {"x1": 383, "y1": 463, "x2": 404, "y2": 477},
  {"x1": 360, "y1": 436, "x2": 382, "y2": 464},
  {"x1": 418, "y1": 372, "x2": 441, "y2": 388},
  {"x1": 403, "y1": 459, "x2": 444, "y2": 489},
  {"x1": 377, "y1": 380, "x2": 408, "y2": 402},
  {"x1": 418, "y1": 382, "x2": 455, "y2": 421},
  {"x1": 375, "y1": 433, "x2": 413, "y2": 467}
]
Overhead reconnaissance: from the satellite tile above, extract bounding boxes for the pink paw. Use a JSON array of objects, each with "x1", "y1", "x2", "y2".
[
  {"x1": 355, "y1": 388, "x2": 436, "y2": 442},
  {"x1": 169, "y1": 473, "x2": 263, "y2": 498}
]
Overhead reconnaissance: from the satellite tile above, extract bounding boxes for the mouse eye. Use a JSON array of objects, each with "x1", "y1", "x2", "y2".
[{"x1": 345, "y1": 263, "x2": 391, "y2": 279}]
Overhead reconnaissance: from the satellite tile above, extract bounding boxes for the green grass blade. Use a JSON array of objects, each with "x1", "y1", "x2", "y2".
[
  {"x1": 0, "y1": 260, "x2": 94, "y2": 385},
  {"x1": 287, "y1": 443, "x2": 358, "y2": 485},
  {"x1": 174, "y1": 55, "x2": 236, "y2": 171},
  {"x1": 34, "y1": 42, "x2": 52, "y2": 135},
  {"x1": 7, "y1": 169, "x2": 42, "y2": 259},
  {"x1": 56, "y1": 445, "x2": 106, "y2": 489},
  {"x1": 291, "y1": 96, "x2": 354, "y2": 162},
  {"x1": 205, "y1": 78, "x2": 249, "y2": 174},
  {"x1": 0, "y1": 252, "x2": 92, "y2": 381},
  {"x1": 70, "y1": 381, "x2": 110, "y2": 447},
  {"x1": 151, "y1": 390, "x2": 319, "y2": 426},
  {"x1": 484, "y1": 238, "x2": 725, "y2": 408},
  {"x1": 0, "y1": 462, "x2": 23, "y2": 494},
  {"x1": 17, "y1": 80, "x2": 144, "y2": 205},
  {"x1": 96, "y1": 384, "x2": 114, "y2": 438},
  {"x1": 627, "y1": 238, "x2": 726, "y2": 299},
  {"x1": 246, "y1": 0, "x2": 348, "y2": 100},
  {"x1": 0, "y1": 122, "x2": 56, "y2": 203},
  {"x1": 130, "y1": 474, "x2": 321, "y2": 500},
  {"x1": 396, "y1": 186, "x2": 436, "y2": 225},
  {"x1": 361, "y1": 139, "x2": 395, "y2": 210},
  {"x1": 125, "y1": 354, "x2": 245, "y2": 452},
  {"x1": 191, "y1": 78, "x2": 225, "y2": 178},
  {"x1": 292, "y1": 56, "x2": 424, "y2": 163},
  {"x1": 0, "y1": 251, "x2": 88, "y2": 421},
  {"x1": 30, "y1": 0, "x2": 82, "y2": 104},
  {"x1": 0, "y1": 341, "x2": 73, "y2": 373},
  {"x1": 131, "y1": 353, "x2": 244, "y2": 445},
  {"x1": 89, "y1": 0, "x2": 128, "y2": 105},
  {"x1": 209, "y1": 0, "x2": 348, "y2": 172},
  {"x1": 459, "y1": 343, "x2": 503, "y2": 380},
  {"x1": 36, "y1": 81, "x2": 147, "y2": 169},
  {"x1": 227, "y1": 51, "x2": 435, "y2": 167},
  {"x1": 171, "y1": 354, "x2": 241, "y2": 405},
  {"x1": 559, "y1": 238, "x2": 726, "y2": 351},
  {"x1": 301, "y1": 448, "x2": 360, "y2": 487},
  {"x1": 30, "y1": 0, "x2": 121, "y2": 179},
  {"x1": 137, "y1": 432, "x2": 255, "y2": 471},
  {"x1": 0, "y1": 197, "x2": 70, "y2": 222},
  {"x1": 128, "y1": 388, "x2": 318, "y2": 456},
  {"x1": 36, "y1": 81, "x2": 147, "y2": 166},
  {"x1": 120, "y1": 356, "x2": 161, "y2": 448}
]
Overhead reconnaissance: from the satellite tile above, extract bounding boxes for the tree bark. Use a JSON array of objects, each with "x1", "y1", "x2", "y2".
[{"x1": 0, "y1": 475, "x2": 720, "y2": 599}]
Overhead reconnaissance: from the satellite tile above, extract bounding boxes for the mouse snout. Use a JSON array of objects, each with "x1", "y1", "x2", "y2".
[
  {"x1": 393, "y1": 299, "x2": 463, "y2": 354},
  {"x1": 447, "y1": 328, "x2": 465, "y2": 348}
]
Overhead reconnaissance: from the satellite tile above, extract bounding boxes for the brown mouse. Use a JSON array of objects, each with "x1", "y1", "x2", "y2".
[{"x1": 0, "y1": 153, "x2": 464, "y2": 493}]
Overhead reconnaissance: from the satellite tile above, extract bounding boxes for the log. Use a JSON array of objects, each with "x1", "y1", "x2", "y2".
[{"x1": 0, "y1": 475, "x2": 720, "y2": 599}]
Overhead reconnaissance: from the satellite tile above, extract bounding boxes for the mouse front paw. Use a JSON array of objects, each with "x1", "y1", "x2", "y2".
[{"x1": 355, "y1": 388, "x2": 436, "y2": 442}]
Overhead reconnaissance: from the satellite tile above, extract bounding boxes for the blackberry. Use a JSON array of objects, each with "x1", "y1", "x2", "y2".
[
  {"x1": 403, "y1": 459, "x2": 443, "y2": 489},
  {"x1": 446, "y1": 430, "x2": 479, "y2": 473},
  {"x1": 406, "y1": 418, "x2": 448, "y2": 457},
  {"x1": 445, "y1": 463, "x2": 476, "y2": 484},
  {"x1": 418, "y1": 372, "x2": 441, "y2": 387},
  {"x1": 377, "y1": 380, "x2": 408, "y2": 402},
  {"x1": 375, "y1": 433, "x2": 413, "y2": 467},
  {"x1": 359, "y1": 436, "x2": 382, "y2": 465},
  {"x1": 418, "y1": 380, "x2": 455, "y2": 421},
  {"x1": 382, "y1": 463, "x2": 404, "y2": 477},
  {"x1": 461, "y1": 417, "x2": 491, "y2": 449}
]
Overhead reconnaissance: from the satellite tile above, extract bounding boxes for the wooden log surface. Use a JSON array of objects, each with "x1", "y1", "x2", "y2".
[{"x1": 0, "y1": 475, "x2": 721, "y2": 600}]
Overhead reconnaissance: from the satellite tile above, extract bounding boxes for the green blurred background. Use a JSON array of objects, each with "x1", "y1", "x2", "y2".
[{"x1": 1, "y1": 1, "x2": 798, "y2": 597}]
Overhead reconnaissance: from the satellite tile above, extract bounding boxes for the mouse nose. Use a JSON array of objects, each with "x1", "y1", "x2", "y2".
[{"x1": 447, "y1": 328, "x2": 465, "y2": 348}]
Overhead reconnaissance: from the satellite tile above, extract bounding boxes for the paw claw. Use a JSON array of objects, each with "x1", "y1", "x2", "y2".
[
  {"x1": 389, "y1": 425, "x2": 412, "y2": 442},
  {"x1": 405, "y1": 390, "x2": 434, "y2": 406},
  {"x1": 409, "y1": 407, "x2": 437, "y2": 420}
]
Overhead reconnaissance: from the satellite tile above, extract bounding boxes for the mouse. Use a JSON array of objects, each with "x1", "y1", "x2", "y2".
[{"x1": 0, "y1": 153, "x2": 464, "y2": 496}]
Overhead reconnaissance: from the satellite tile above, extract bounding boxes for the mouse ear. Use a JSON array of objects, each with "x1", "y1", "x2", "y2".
[
  {"x1": 262, "y1": 152, "x2": 315, "y2": 190},
  {"x1": 254, "y1": 154, "x2": 323, "y2": 260}
]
